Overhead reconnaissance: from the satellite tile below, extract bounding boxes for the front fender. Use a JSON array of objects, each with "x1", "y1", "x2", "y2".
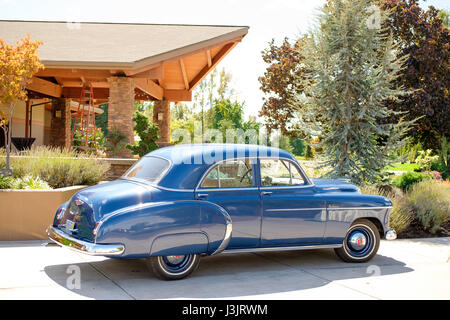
[{"x1": 95, "y1": 200, "x2": 231, "y2": 257}]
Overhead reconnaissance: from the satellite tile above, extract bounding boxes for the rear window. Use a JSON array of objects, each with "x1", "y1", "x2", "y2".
[{"x1": 123, "y1": 156, "x2": 170, "y2": 183}]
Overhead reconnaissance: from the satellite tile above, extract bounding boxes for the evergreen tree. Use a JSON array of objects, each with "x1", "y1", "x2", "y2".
[{"x1": 292, "y1": 0, "x2": 413, "y2": 184}]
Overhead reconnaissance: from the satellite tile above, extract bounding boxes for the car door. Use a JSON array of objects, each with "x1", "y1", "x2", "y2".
[
  {"x1": 259, "y1": 158, "x2": 326, "y2": 246},
  {"x1": 195, "y1": 158, "x2": 261, "y2": 249}
]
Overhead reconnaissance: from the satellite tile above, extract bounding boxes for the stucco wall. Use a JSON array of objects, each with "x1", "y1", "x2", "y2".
[{"x1": 0, "y1": 186, "x2": 86, "y2": 241}]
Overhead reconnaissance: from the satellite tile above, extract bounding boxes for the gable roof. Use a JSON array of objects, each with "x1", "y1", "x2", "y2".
[{"x1": 0, "y1": 20, "x2": 248, "y2": 69}]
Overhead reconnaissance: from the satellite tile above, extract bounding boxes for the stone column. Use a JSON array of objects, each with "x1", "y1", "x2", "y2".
[
  {"x1": 153, "y1": 99, "x2": 171, "y2": 145},
  {"x1": 107, "y1": 77, "x2": 135, "y2": 158},
  {"x1": 50, "y1": 98, "x2": 71, "y2": 149}
]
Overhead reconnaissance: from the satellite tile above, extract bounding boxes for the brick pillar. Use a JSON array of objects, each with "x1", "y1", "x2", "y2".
[
  {"x1": 107, "y1": 77, "x2": 135, "y2": 158},
  {"x1": 50, "y1": 98, "x2": 71, "y2": 149},
  {"x1": 153, "y1": 99, "x2": 171, "y2": 145}
]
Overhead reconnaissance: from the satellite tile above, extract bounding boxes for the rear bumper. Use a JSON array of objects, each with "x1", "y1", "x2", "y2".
[
  {"x1": 385, "y1": 229, "x2": 397, "y2": 240},
  {"x1": 47, "y1": 226, "x2": 125, "y2": 256}
]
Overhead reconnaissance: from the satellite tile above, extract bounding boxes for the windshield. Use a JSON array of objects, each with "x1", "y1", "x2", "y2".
[{"x1": 123, "y1": 156, "x2": 170, "y2": 183}]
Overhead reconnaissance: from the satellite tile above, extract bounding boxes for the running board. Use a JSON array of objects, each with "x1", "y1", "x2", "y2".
[{"x1": 222, "y1": 244, "x2": 342, "y2": 254}]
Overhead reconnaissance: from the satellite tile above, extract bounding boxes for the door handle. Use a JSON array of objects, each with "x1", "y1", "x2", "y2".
[
  {"x1": 261, "y1": 191, "x2": 272, "y2": 196},
  {"x1": 196, "y1": 193, "x2": 209, "y2": 200}
]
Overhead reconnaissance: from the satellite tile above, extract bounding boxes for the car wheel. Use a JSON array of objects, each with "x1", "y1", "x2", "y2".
[
  {"x1": 334, "y1": 219, "x2": 380, "y2": 263},
  {"x1": 147, "y1": 254, "x2": 200, "y2": 280}
]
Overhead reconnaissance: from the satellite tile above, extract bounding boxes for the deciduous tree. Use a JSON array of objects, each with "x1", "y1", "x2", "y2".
[{"x1": 0, "y1": 35, "x2": 43, "y2": 174}]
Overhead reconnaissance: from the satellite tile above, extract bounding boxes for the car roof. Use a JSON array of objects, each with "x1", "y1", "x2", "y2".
[{"x1": 146, "y1": 144, "x2": 296, "y2": 190}]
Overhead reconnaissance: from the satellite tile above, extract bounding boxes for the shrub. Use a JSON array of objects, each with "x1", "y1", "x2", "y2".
[
  {"x1": 126, "y1": 112, "x2": 159, "y2": 157},
  {"x1": 13, "y1": 175, "x2": 50, "y2": 190},
  {"x1": 0, "y1": 175, "x2": 14, "y2": 189},
  {"x1": 360, "y1": 185, "x2": 413, "y2": 234},
  {"x1": 393, "y1": 171, "x2": 430, "y2": 191},
  {"x1": 0, "y1": 146, "x2": 110, "y2": 188},
  {"x1": 406, "y1": 180, "x2": 450, "y2": 234}
]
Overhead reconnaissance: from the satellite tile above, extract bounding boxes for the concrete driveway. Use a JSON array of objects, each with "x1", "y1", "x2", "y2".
[{"x1": 0, "y1": 237, "x2": 449, "y2": 300}]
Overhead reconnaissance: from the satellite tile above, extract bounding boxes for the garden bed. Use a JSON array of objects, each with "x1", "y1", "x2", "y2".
[{"x1": 0, "y1": 185, "x2": 86, "y2": 241}]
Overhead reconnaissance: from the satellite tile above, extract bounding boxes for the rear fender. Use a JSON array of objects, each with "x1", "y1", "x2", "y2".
[{"x1": 95, "y1": 200, "x2": 231, "y2": 257}]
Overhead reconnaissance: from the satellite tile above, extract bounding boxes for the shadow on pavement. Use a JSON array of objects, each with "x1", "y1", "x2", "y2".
[{"x1": 44, "y1": 249, "x2": 413, "y2": 299}]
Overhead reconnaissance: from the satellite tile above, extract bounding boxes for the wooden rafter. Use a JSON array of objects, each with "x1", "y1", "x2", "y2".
[
  {"x1": 60, "y1": 81, "x2": 109, "y2": 88},
  {"x1": 188, "y1": 42, "x2": 238, "y2": 91},
  {"x1": 27, "y1": 77, "x2": 62, "y2": 98},
  {"x1": 206, "y1": 50, "x2": 212, "y2": 67},
  {"x1": 179, "y1": 59, "x2": 189, "y2": 90},
  {"x1": 134, "y1": 78, "x2": 164, "y2": 100}
]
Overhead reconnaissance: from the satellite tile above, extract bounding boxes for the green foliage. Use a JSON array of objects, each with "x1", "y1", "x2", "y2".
[
  {"x1": 393, "y1": 171, "x2": 430, "y2": 191},
  {"x1": 292, "y1": 0, "x2": 413, "y2": 184},
  {"x1": 0, "y1": 146, "x2": 110, "y2": 188},
  {"x1": 126, "y1": 112, "x2": 159, "y2": 157},
  {"x1": 0, "y1": 174, "x2": 13, "y2": 189},
  {"x1": 106, "y1": 126, "x2": 128, "y2": 157},
  {"x1": 95, "y1": 104, "x2": 108, "y2": 134},
  {"x1": 304, "y1": 144, "x2": 314, "y2": 160},
  {"x1": 406, "y1": 180, "x2": 450, "y2": 234}
]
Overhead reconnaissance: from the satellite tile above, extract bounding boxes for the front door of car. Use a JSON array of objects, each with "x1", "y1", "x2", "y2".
[
  {"x1": 259, "y1": 158, "x2": 326, "y2": 246},
  {"x1": 195, "y1": 158, "x2": 261, "y2": 249}
]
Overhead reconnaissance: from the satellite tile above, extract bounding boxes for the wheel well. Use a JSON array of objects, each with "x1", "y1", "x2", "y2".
[{"x1": 353, "y1": 217, "x2": 384, "y2": 238}]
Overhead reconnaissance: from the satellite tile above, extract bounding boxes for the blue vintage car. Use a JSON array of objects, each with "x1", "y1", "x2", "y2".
[{"x1": 48, "y1": 144, "x2": 396, "y2": 280}]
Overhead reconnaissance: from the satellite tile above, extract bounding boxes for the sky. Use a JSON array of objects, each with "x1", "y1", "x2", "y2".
[{"x1": 0, "y1": 0, "x2": 448, "y2": 120}]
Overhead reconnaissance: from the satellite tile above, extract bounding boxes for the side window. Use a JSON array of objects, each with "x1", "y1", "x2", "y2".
[
  {"x1": 260, "y1": 159, "x2": 306, "y2": 187},
  {"x1": 200, "y1": 159, "x2": 254, "y2": 188}
]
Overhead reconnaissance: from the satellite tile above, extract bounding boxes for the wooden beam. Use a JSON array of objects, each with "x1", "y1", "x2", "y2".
[
  {"x1": 35, "y1": 68, "x2": 114, "y2": 79},
  {"x1": 62, "y1": 87, "x2": 109, "y2": 100},
  {"x1": 25, "y1": 99, "x2": 30, "y2": 138},
  {"x1": 206, "y1": 50, "x2": 212, "y2": 67},
  {"x1": 179, "y1": 59, "x2": 189, "y2": 90},
  {"x1": 164, "y1": 89, "x2": 192, "y2": 101},
  {"x1": 128, "y1": 64, "x2": 164, "y2": 79},
  {"x1": 60, "y1": 80, "x2": 109, "y2": 88},
  {"x1": 134, "y1": 78, "x2": 164, "y2": 100},
  {"x1": 189, "y1": 42, "x2": 238, "y2": 90},
  {"x1": 27, "y1": 77, "x2": 62, "y2": 98}
]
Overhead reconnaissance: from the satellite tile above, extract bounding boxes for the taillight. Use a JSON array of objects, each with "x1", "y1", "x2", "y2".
[{"x1": 56, "y1": 208, "x2": 65, "y2": 220}]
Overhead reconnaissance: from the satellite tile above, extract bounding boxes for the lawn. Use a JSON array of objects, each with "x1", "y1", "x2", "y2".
[{"x1": 385, "y1": 163, "x2": 420, "y2": 172}]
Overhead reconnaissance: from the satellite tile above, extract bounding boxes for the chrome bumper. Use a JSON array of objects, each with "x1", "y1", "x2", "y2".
[
  {"x1": 47, "y1": 226, "x2": 125, "y2": 256},
  {"x1": 385, "y1": 229, "x2": 397, "y2": 240}
]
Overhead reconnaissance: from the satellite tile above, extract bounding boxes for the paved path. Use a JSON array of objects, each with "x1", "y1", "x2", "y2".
[{"x1": 0, "y1": 237, "x2": 449, "y2": 300}]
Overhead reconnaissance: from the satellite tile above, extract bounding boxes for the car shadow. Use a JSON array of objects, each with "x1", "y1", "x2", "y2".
[{"x1": 44, "y1": 248, "x2": 413, "y2": 299}]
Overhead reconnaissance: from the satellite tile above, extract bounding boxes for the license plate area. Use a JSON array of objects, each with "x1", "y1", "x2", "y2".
[{"x1": 65, "y1": 220, "x2": 76, "y2": 233}]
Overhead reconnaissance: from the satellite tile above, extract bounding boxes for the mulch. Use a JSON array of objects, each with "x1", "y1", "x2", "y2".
[{"x1": 397, "y1": 220, "x2": 450, "y2": 239}]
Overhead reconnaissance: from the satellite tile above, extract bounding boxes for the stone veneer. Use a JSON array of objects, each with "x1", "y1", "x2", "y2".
[
  {"x1": 153, "y1": 99, "x2": 171, "y2": 143},
  {"x1": 49, "y1": 98, "x2": 71, "y2": 149},
  {"x1": 107, "y1": 77, "x2": 135, "y2": 158}
]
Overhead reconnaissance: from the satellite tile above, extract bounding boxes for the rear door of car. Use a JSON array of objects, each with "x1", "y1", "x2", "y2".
[
  {"x1": 195, "y1": 158, "x2": 261, "y2": 250},
  {"x1": 259, "y1": 158, "x2": 326, "y2": 246}
]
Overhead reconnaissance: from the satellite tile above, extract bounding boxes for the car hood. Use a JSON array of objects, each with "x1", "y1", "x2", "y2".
[{"x1": 311, "y1": 178, "x2": 360, "y2": 193}]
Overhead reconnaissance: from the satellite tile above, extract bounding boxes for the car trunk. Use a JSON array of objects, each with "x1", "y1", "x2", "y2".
[{"x1": 56, "y1": 179, "x2": 153, "y2": 242}]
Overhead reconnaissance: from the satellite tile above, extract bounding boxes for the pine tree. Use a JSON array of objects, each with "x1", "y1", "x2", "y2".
[{"x1": 292, "y1": 0, "x2": 414, "y2": 184}]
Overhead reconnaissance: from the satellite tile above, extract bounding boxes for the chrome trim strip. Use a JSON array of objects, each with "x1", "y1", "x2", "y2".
[
  {"x1": 327, "y1": 206, "x2": 393, "y2": 210},
  {"x1": 266, "y1": 208, "x2": 326, "y2": 212},
  {"x1": 47, "y1": 226, "x2": 125, "y2": 256},
  {"x1": 210, "y1": 211, "x2": 233, "y2": 256},
  {"x1": 222, "y1": 244, "x2": 342, "y2": 254}
]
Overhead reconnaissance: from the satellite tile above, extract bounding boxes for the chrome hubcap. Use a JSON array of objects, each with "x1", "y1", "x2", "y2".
[
  {"x1": 165, "y1": 255, "x2": 186, "y2": 265},
  {"x1": 348, "y1": 232, "x2": 367, "y2": 251}
]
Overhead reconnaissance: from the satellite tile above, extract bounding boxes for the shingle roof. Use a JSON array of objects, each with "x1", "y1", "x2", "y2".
[{"x1": 0, "y1": 20, "x2": 248, "y2": 68}]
